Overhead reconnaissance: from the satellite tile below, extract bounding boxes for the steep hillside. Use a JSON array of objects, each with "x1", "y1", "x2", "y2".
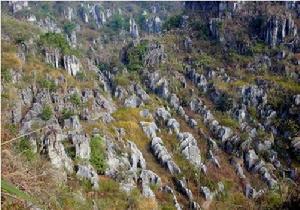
[{"x1": 1, "y1": 1, "x2": 300, "y2": 210}]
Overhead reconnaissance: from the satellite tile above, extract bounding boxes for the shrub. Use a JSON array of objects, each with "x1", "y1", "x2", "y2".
[
  {"x1": 70, "y1": 93, "x2": 81, "y2": 106},
  {"x1": 63, "y1": 140, "x2": 76, "y2": 159},
  {"x1": 196, "y1": 53, "x2": 216, "y2": 68},
  {"x1": 39, "y1": 32, "x2": 77, "y2": 55},
  {"x1": 41, "y1": 105, "x2": 52, "y2": 121},
  {"x1": 108, "y1": 14, "x2": 129, "y2": 31},
  {"x1": 163, "y1": 15, "x2": 182, "y2": 30},
  {"x1": 215, "y1": 112, "x2": 239, "y2": 130},
  {"x1": 63, "y1": 22, "x2": 76, "y2": 35},
  {"x1": 216, "y1": 93, "x2": 233, "y2": 112},
  {"x1": 1, "y1": 69, "x2": 12, "y2": 82},
  {"x1": 98, "y1": 63, "x2": 110, "y2": 72},
  {"x1": 191, "y1": 21, "x2": 209, "y2": 40},
  {"x1": 90, "y1": 135, "x2": 107, "y2": 174},
  {"x1": 126, "y1": 41, "x2": 148, "y2": 71},
  {"x1": 61, "y1": 108, "x2": 75, "y2": 119},
  {"x1": 16, "y1": 137, "x2": 36, "y2": 161},
  {"x1": 114, "y1": 74, "x2": 130, "y2": 86},
  {"x1": 39, "y1": 79, "x2": 57, "y2": 91},
  {"x1": 75, "y1": 71, "x2": 86, "y2": 81}
]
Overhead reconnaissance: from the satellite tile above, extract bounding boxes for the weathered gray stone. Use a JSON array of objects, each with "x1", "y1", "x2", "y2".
[
  {"x1": 128, "y1": 141, "x2": 146, "y2": 171},
  {"x1": 124, "y1": 95, "x2": 143, "y2": 108},
  {"x1": 63, "y1": 55, "x2": 80, "y2": 76},
  {"x1": 76, "y1": 164, "x2": 99, "y2": 190},
  {"x1": 140, "y1": 121, "x2": 158, "y2": 139}
]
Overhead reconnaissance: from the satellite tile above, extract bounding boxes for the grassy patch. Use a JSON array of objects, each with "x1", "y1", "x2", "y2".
[
  {"x1": 1, "y1": 15, "x2": 40, "y2": 42},
  {"x1": 1, "y1": 52, "x2": 22, "y2": 71},
  {"x1": 214, "y1": 112, "x2": 239, "y2": 130}
]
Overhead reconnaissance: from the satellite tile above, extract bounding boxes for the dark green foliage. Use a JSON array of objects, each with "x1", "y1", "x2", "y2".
[
  {"x1": 39, "y1": 32, "x2": 77, "y2": 55},
  {"x1": 108, "y1": 14, "x2": 129, "y2": 31},
  {"x1": 39, "y1": 79, "x2": 57, "y2": 91},
  {"x1": 249, "y1": 16, "x2": 267, "y2": 37},
  {"x1": 63, "y1": 22, "x2": 76, "y2": 35},
  {"x1": 69, "y1": 93, "x2": 81, "y2": 106},
  {"x1": 41, "y1": 105, "x2": 52, "y2": 121},
  {"x1": 137, "y1": 13, "x2": 147, "y2": 27},
  {"x1": 76, "y1": 71, "x2": 86, "y2": 81},
  {"x1": 216, "y1": 93, "x2": 233, "y2": 112},
  {"x1": 16, "y1": 137, "x2": 36, "y2": 161},
  {"x1": 90, "y1": 136, "x2": 107, "y2": 174},
  {"x1": 163, "y1": 15, "x2": 182, "y2": 30},
  {"x1": 126, "y1": 41, "x2": 148, "y2": 71},
  {"x1": 191, "y1": 21, "x2": 209, "y2": 40},
  {"x1": 98, "y1": 63, "x2": 110, "y2": 72},
  {"x1": 61, "y1": 108, "x2": 75, "y2": 119},
  {"x1": 1, "y1": 69, "x2": 12, "y2": 82}
]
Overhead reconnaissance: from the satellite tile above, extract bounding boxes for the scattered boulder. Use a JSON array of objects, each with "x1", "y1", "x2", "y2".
[
  {"x1": 124, "y1": 95, "x2": 143, "y2": 108},
  {"x1": 76, "y1": 164, "x2": 99, "y2": 190}
]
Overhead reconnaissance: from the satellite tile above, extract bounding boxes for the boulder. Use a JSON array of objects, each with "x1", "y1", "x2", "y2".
[
  {"x1": 76, "y1": 164, "x2": 99, "y2": 190},
  {"x1": 43, "y1": 125, "x2": 74, "y2": 173},
  {"x1": 124, "y1": 95, "x2": 143, "y2": 108},
  {"x1": 167, "y1": 118, "x2": 180, "y2": 134},
  {"x1": 188, "y1": 118, "x2": 198, "y2": 128},
  {"x1": 200, "y1": 186, "x2": 213, "y2": 201},
  {"x1": 177, "y1": 132, "x2": 202, "y2": 169},
  {"x1": 155, "y1": 107, "x2": 171, "y2": 122},
  {"x1": 69, "y1": 133, "x2": 90, "y2": 160},
  {"x1": 64, "y1": 115, "x2": 82, "y2": 131},
  {"x1": 139, "y1": 169, "x2": 161, "y2": 198},
  {"x1": 128, "y1": 141, "x2": 146, "y2": 171},
  {"x1": 150, "y1": 137, "x2": 181, "y2": 175},
  {"x1": 140, "y1": 121, "x2": 159, "y2": 139},
  {"x1": 176, "y1": 179, "x2": 193, "y2": 201}
]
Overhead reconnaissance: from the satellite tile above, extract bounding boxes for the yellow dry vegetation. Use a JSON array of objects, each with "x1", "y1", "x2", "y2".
[
  {"x1": 1, "y1": 52, "x2": 22, "y2": 70},
  {"x1": 136, "y1": 197, "x2": 158, "y2": 210}
]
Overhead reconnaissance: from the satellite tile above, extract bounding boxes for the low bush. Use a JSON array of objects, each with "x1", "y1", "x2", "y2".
[
  {"x1": 63, "y1": 22, "x2": 76, "y2": 35},
  {"x1": 215, "y1": 111, "x2": 239, "y2": 130},
  {"x1": 215, "y1": 93, "x2": 233, "y2": 112},
  {"x1": 41, "y1": 105, "x2": 52, "y2": 121},
  {"x1": 163, "y1": 15, "x2": 182, "y2": 30},
  {"x1": 39, "y1": 32, "x2": 78, "y2": 55},
  {"x1": 61, "y1": 108, "x2": 75, "y2": 119},
  {"x1": 90, "y1": 135, "x2": 107, "y2": 174},
  {"x1": 69, "y1": 93, "x2": 81, "y2": 106},
  {"x1": 1, "y1": 69, "x2": 12, "y2": 83},
  {"x1": 126, "y1": 41, "x2": 148, "y2": 71},
  {"x1": 107, "y1": 14, "x2": 129, "y2": 31},
  {"x1": 16, "y1": 137, "x2": 36, "y2": 161},
  {"x1": 39, "y1": 79, "x2": 57, "y2": 91}
]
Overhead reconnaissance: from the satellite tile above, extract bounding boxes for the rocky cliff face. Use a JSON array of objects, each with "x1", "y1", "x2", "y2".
[{"x1": 1, "y1": 1, "x2": 300, "y2": 210}]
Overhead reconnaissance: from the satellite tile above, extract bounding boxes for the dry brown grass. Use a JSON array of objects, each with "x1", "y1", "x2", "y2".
[{"x1": 1, "y1": 52, "x2": 22, "y2": 71}]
